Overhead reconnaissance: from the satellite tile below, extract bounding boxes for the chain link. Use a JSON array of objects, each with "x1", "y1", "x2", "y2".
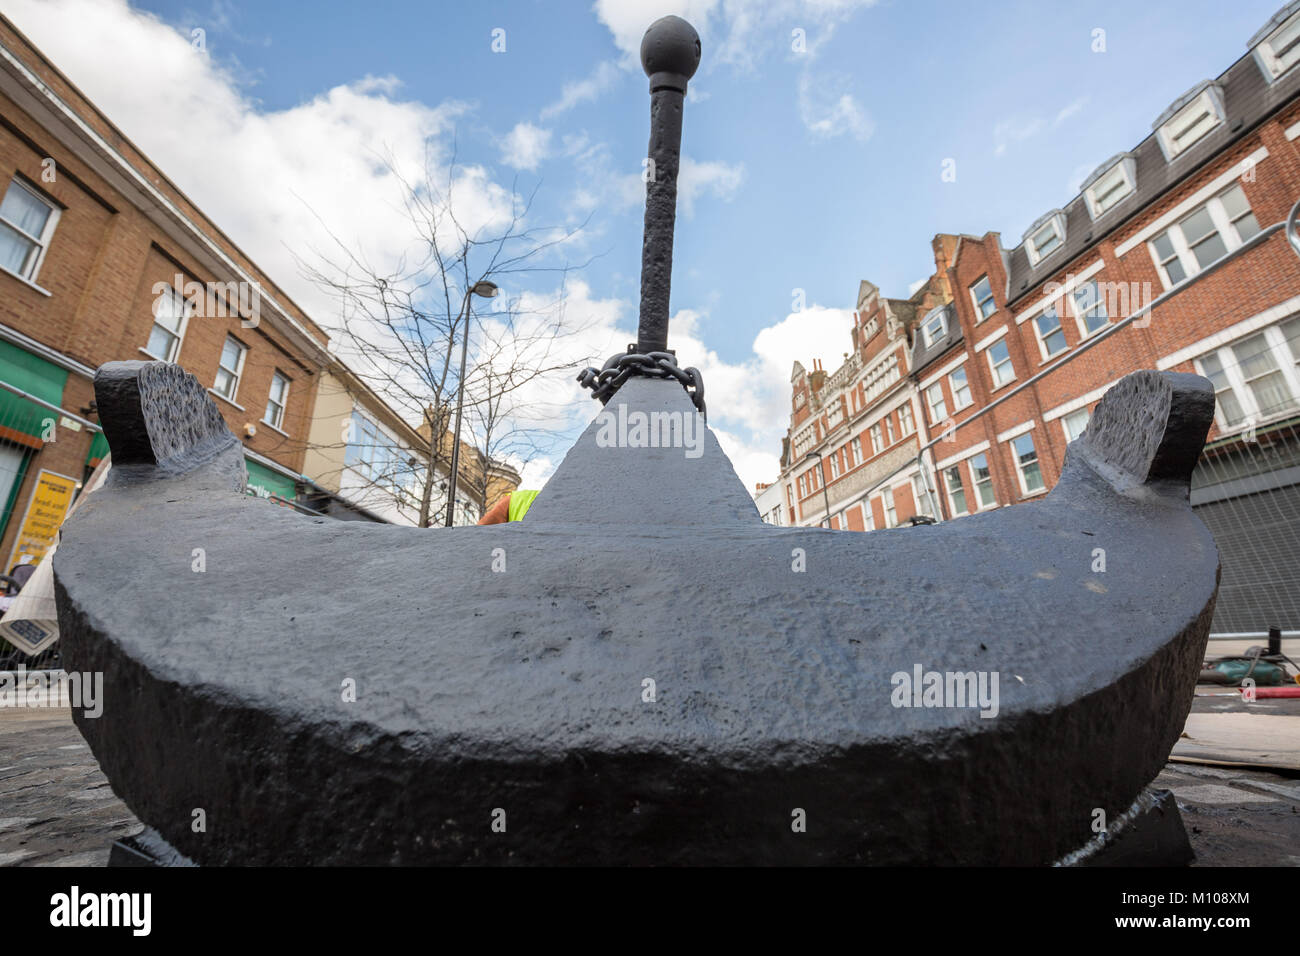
[{"x1": 577, "y1": 348, "x2": 706, "y2": 421}]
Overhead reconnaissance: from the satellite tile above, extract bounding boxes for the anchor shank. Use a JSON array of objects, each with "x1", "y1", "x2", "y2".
[
  {"x1": 635, "y1": 16, "x2": 700, "y2": 354},
  {"x1": 638, "y1": 86, "x2": 685, "y2": 354}
]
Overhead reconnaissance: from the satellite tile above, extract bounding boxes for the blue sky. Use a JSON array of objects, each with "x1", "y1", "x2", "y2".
[{"x1": 5, "y1": 0, "x2": 1287, "y2": 487}]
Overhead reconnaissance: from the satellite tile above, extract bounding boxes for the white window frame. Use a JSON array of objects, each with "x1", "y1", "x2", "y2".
[
  {"x1": 830, "y1": 451, "x2": 841, "y2": 479},
  {"x1": 0, "y1": 177, "x2": 60, "y2": 283},
  {"x1": 1146, "y1": 184, "x2": 1259, "y2": 290},
  {"x1": 1083, "y1": 158, "x2": 1136, "y2": 219},
  {"x1": 1033, "y1": 304, "x2": 1069, "y2": 360},
  {"x1": 987, "y1": 339, "x2": 1016, "y2": 389},
  {"x1": 912, "y1": 473, "x2": 934, "y2": 518},
  {"x1": 920, "y1": 306, "x2": 947, "y2": 348},
  {"x1": 1155, "y1": 85, "x2": 1225, "y2": 160},
  {"x1": 1253, "y1": 5, "x2": 1300, "y2": 82},
  {"x1": 898, "y1": 402, "x2": 915, "y2": 435},
  {"x1": 1009, "y1": 432, "x2": 1046, "y2": 496},
  {"x1": 213, "y1": 335, "x2": 247, "y2": 401},
  {"x1": 948, "y1": 366, "x2": 973, "y2": 410},
  {"x1": 1024, "y1": 212, "x2": 1066, "y2": 266},
  {"x1": 1070, "y1": 280, "x2": 1109, "y2": 339},
  {"x1": 883, "y1": 415, "x2": 894, "y2": 446},
  {"x1": 861, "y1": 500, "x2": 874, "y2": 531},
  {"x1": 870, "y1": 423, "x2": 883, "y2": 455},
  {"x1": 925, "y1": 382, "x2": 947, "y2": 423},
  {"x1": 851, "y1": 435, "x2": 863, "y2": 466},
  {"x1": 144, "y1": 283, "x2": 194, "y2": 363},
  {"x1": 1193, "y1": 319, "x2": 1300, "y2": 431},
  {"x1": 970, "y1": 275, "x2": 996, "y2": 321},
  {"x1": 968, "y1": 452, "x2": 997, "y2": 511},
  {"x1": 263, "y1": 371, "x2": 290, "y2": 430},
  {"x1": 1062, "y1": 408, "x2": 1090, "y2": 442},
  {"x1": 943, "y1": 464, "x2": 969, "y2": 517},
  {"x1": 881, "y1": 487, "x2": 897, "y2": 528}
]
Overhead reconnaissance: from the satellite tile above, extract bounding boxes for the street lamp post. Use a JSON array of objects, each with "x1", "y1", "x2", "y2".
[
  {"x1": 444, "y1": 280, "x2": 499, "y2": 527},
  {"x1": 804, "y1": 451, "x2": 831, "y2": 529}
]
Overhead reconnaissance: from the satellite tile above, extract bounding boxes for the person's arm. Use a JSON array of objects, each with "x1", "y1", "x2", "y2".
[{"x1": 478, "y1": 494, "x2": 511, "y2": 525}]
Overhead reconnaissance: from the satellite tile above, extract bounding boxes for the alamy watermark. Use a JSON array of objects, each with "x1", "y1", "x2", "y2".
[
  {"x1": 0, "y1": 665, "x2": 103, "y2": 718},
  {"x1": 595, "y1": 403, "x2": 704, "y2": 459},
  {"x1": 152, "y1": 274, "x2": 262, "y2": 328},
  {"x1": 890, "y1": 663, "x2": 999, "y2": 718}
]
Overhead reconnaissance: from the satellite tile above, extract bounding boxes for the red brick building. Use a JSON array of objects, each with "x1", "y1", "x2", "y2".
[
  {"x1": 0, "y1": 13, "x2": 338, "y2": 570},
  {"x1": 774, "y1": 3, "x2": 1300, "y2": 634}
]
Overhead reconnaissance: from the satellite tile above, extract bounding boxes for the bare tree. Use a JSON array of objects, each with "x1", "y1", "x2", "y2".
[{"x1": 295, "y1": 148, "x2": 597, "y2": 526}]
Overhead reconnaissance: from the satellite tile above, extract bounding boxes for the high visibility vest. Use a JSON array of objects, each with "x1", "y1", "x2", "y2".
[{"x1": 507, "y1": 489, "x2": 540, "y2": 522}]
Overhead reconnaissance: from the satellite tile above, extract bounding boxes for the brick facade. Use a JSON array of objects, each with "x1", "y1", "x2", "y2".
[{"x1": 772, "y1": 5, "x2": 1300, "y2": 601}]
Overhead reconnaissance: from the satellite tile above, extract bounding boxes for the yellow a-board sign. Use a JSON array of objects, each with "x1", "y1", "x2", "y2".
[{"x1": 5, "y1": 469, "x2": 78, "y2": 573}]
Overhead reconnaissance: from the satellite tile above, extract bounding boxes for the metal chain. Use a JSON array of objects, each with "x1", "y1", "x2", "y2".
[{"x1": 577, "y1": 348, "x2": 706, "y2": 420}]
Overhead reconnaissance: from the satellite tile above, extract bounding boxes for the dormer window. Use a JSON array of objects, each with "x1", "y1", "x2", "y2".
[
  {"x1": 1154, "y1": 83, "x2": 1225, "y2": 160},
  {"x1": 1024, "y1": 211, "x2": 1065, "y2": 266},
  {"x1": 1081, "y1": 154, "x2": 1136, "y2": 220},
  {"x1": 1252, "y1": 2, "x2": 1300, "y2": 81},
  {"x1": 920, "y1": 306, "x2": 947, "y2": 348}
]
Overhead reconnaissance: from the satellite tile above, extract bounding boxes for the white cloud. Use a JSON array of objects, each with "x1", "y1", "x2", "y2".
[
  {"x1": 1, "y1": 0, "x2": 507, "y2": 329},
  {"x1": 798, "y1": 72, "x2": 872, "y2": 141},
  {"x1": 1053, "y1": 96, "x2": 1089, "y2": 126},
  {"x1": 540, "y1": 60, "x2": 624, "y2": 119},
  {"x1": 500, "y1": 121, "x2": 553, "y2": 170},
  {"x1": 994, "y1": 95, "x2": 1090, "y2": 157},
  {"x1": 569, "y1": 144, "x2": 744, "y2": 217}
]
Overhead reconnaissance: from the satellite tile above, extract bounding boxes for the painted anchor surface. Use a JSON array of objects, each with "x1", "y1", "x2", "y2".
[{"x1": 52, "y1": 17, "x2": 1219, "y2": 865}]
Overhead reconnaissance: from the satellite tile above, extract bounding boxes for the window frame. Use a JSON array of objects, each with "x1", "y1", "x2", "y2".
[
  {"x1": 948, "y1": 366, "x2": 973, "y2": 410},
  {"x1": 1254, "y1": 8, "x2": 1300, "y2": 81},
  {"x1": 0, "y1": 176, "x2": 60, "y2": 283},
  {"x1": 1156, "y1": 86, "x2": 1224, "y2": 160},
  {"x1": 1062, "y1": 408, "x2": 1091, "y2": 443},
  {"x1": 920, "y1": 307, "x2": 948, "y2": 348},
  {"x1": 1024, "y1": 212, "x2": 1066, "y2": 266},
  {"x1": 263, "y1": 370, "x2": 290, "y2": 430},
  {"x1": 968, "y1": 452, "x2": 997, "y2": 510},
  {"x1": 1010, "y1": 432, "x2": 1046, "y2": 496},
  {"x1": 1070, "y1": 280, "x2": 1109, "y2": 339},
  {"x1": 944, "y1": 464, "x2": 969, "y2": 517},
  {"x1": 925, "y1": 382, "x2": 947, "y2": 423},
  {"x1": 144, "y1": 282, "x2": 194, "y2": 363},
  {"x1": 213, "y1": 334, "x2": 248, "y2": 402},
  {"x1": 912, "y1": 473, "x2": 934, "y2": 518},
  {"x1": 898, "y1": 401, "x2": 915, "y2": 435},
  {"x1": 1033, "y1": 304, "x2": 1069, "y2": 360},
  {"x1": 1084, "y1": 160, "x2": 1135, "y2": 219},
  {"x1": 987, "y1": 339, "x2": 1016, "y2": 389},
  {"x1": 1147, "y1": 184, "x2": 1259, "y2": 289},
  {"x1": 881, "y1": 487, "x2": 897, "y2": 528},
  {"x1": 970, "y1": 275, "x2": 997, "y2": 321},
  {"x1": 1193, "y1": 320, "x2": 1300, "y2": 431}
]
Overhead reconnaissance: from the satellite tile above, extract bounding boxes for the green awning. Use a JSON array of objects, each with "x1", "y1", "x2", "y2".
[
  {"x1": 0, "y1": 340, "x2": 69, "y2": 441},
  {"x1": 244, "y1": 457, "x2": 298, "y2": 501}
]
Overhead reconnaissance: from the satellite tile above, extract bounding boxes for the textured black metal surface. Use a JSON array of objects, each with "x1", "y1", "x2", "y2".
[
  {"x1": 636, "y1": 16, "x2": 699, "y2": 354},
  {"x1": 1057, "y1": 788, "x2": 1194, "y2": 867},
  {"x1": 54, "y1": 360, "x2": 1219, "y2": 865}
]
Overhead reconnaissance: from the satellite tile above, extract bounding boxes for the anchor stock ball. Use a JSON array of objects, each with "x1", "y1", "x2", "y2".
[{"x1": 640, "y1": 15, "x2": 701, "y2": 89}]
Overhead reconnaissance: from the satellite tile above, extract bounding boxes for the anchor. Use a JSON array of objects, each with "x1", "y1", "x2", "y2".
[{"x1": 53, "y1": 17, "x2": 1218, "y2": 866}]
